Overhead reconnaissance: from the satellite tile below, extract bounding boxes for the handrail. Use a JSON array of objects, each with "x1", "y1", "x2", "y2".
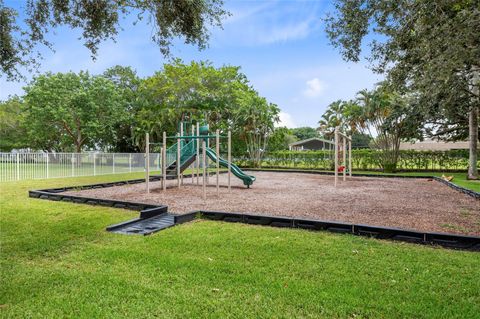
[
  {"x1": 165, "y1": 142, "x2": 178, "y2": 168},
  {"x1": 179, "y1": 140, "x2": 196, "y2": 166},
  {"x1": 165, "y1": 139, "x2": 197, "y2": 169}
]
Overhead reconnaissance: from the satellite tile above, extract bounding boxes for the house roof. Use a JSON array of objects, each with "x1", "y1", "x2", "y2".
[
  {"x1": 399, "y1": 139, "x2": 470, "y2": 151},
  {"x1": 289, "y1": 137, "x2": 334, "y2": 147}
]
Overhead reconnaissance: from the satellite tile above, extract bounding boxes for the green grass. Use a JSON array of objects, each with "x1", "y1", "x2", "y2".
[{"x1": 1, "y1": 174, "x2": 480, "y2": 318}]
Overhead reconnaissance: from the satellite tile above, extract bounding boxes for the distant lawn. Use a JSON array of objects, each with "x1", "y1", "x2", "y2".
[{"x1": 1, "y1": 174, "x2": 480, "y2": 318}]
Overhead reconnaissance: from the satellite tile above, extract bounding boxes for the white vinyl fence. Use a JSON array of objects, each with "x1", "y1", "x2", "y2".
[{"x1": 0, "y1": 152, "x2": 161, "y2": 182}]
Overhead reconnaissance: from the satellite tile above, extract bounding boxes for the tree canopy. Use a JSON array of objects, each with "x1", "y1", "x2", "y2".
[
  {"x1": 325, "y1": 0, "x2": 479, "y2": 178},
  {"x1": 1, "y1": 61, "x2": 282, "y2": 161},
  {"x1": 290, "y1": 127, "x2": 318, "y2": 141},
  {"x1": 0, "y1": 0, "x2": 229, "y2": 81},
  {"x1": 23, "y1": 71, "x2": 125, "y2": 152},
  {"x1": 318, "y1": 85, "x2": 423, "y2": 172}
]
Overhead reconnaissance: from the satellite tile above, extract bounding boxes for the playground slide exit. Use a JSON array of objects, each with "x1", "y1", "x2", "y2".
[{"x1": 204, "y1": 147, "x2": 255, "y2": 187}]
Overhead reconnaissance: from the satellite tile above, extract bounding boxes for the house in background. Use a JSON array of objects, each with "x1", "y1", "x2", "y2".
[
  {"x1": 399, "y1": 139, "x2": 470, "y2": 151},
  {"x1": 289, "y1": 138, "x2": 334, "y2": 151}
]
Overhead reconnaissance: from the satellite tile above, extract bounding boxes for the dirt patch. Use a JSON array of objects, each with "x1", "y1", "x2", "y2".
[{"x1": 65, "y1": 171, "x2": 480, "y2": 236}]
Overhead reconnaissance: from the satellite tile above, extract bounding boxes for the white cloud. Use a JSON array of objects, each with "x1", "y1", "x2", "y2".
[
  {"x1": 211, "y1": 2, "x2": 323, "y2": 47},
  {"x1": 303, "y1": 78, "x2": 325, "y2": 98},
  {"x1": 276, "y1": 111, "x2": 297, "y2": 128},
  {"x1": 259, "y1": 20, "x2": 314, "y2": 45}
]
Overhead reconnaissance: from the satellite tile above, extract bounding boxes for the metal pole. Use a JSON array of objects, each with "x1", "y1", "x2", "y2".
[
  {"x1": 334, "y1": 127, "x2": 338, "y2": 187},
  {"x1": 206, "y1": 124, "x2": 209, "y2": 185},
  {"x1": 196, "y1": 123, "x2": 200, "y2": 185},
  {"x1": 16, "y1": 153, "x2": 19, "y2": 181},
  {"x1": 71, "y1": 153, "x2": 74, "y2": 177},
  {"x1": 202, "y1": 139, "x2": 206, "y2": 200},
  {"x1": 93, "y1": 153, "x2": 96, "y2": 176},
  {"x1": 163, "y1": 131, "x2": 167, "y2": 191},
  {"x1": 343, "y1": 136, "x2": 346, "y2": 182},
  {"x1": 112, "y1": 153, "x2": 115, "y2": 174},
  {"x1": 146, "y1": 133, "x2": 150, "y2": 193},
  {"x1": 180, "y1": 123, "x2": 184, "y2": 185},
  {"x1": 129, "y1": 153, "x2": 132, "y2": 173},
  {"x1": 46, "y1": 153, "x2": 49, "y2": 179},
  {"x1": 348, "y1": 137, "x2": 352, "y2": 177},
  {"x1": 216, "y1": 129, "x2": 220, "y2": 196},
  {"x1": 228, "y1": 130, "x2": 231, "y2": 191},
  {"x1": 177, "y1": 133, "x2": 181, "y2": 188},
  {"x1": 192, "y1": 125, "x2": 195, "y2": 184}
]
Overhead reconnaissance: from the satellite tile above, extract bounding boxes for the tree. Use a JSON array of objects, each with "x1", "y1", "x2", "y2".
[
  {"x1": 23, "y1": 71, "x2": 124, "y2": 152},
  {"x1": 232, "y1": 89, "x2": 280, "y2": 167},
  {"x1": 325, "y1": 0, "x2": 479, "y2": 179},
  {"x1": 0, "y1": 96, "x2": 28, "y2": 151},
  {"x1": 103, "y1": 65, "x2": 141, "y2": 152},
  {"x1": 290, "y1": 127, "x2": 318, "y2": 141},
  {"x1": 351, "y1": 132, "x2": 371, "y2": 149},
  {"x1": 268, "y1": 127, "x2": 298, "y2": 151},
  {"x1": 353, "y1": 87, "x2": 422, "y2": 172},
  {"x1": 317, "y1": 99, "x2": 358, "y2": 137},
  {"x1": 0, "y1": 0, "x2": 229, "y2": 81},
  {"x1": 136, "y1": 60, "x2": 249, "y2": 147}
]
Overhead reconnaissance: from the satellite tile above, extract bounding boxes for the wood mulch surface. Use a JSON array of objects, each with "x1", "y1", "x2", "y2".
[{"x1": 65, "y1": 171, "x2": 480, "y2": 236}]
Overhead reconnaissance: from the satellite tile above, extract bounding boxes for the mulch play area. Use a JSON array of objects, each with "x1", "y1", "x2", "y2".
[{"x1": 65, "y1": 171, "x2": 480, "y2": 236}]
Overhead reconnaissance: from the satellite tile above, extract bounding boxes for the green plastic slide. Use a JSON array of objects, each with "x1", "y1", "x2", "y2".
[{"x1": 204, "y1": 147, "x2": 255, "y2": 187}]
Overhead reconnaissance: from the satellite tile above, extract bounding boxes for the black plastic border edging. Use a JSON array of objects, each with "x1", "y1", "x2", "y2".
[
  {"x1": 244, "y1": 168, "x2": 480, "y2": 199},
  {"x1": 28, "y1": 171, "x2": 480, "y2": 250},
  {"x1": 198, "y1": 210, "x2": 480, "y2": 251}
]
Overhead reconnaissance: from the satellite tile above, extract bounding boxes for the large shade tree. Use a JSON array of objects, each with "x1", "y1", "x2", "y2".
[
  {"x1": 0, "y1": 96, "x2": 28, "y2": 151},
  {"x1": 136, "y1": 60, "x2": 249, "y2": 146},
  {"x1": 325, "y1": 0, "x2": 479, "y2": 179},
  {"x1": 23, "y1": 71, "x2": 124, "y2": 152},
  {"x1": 102, "y1": 65, "x2": 142, "y2": 152},
  {"x1": 0, "y1": 0, "x2": 228, "y2": 81}
]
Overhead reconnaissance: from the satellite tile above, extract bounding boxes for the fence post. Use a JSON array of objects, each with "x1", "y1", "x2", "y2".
[
  {"x1": 16, "y1": 153, "x2": 19, "y2": 181},
  {"x1": 46, "y1": 153, "x2": 49, "y2": 179},
  {"x1": 93, "y1": 153, "x2": 96, "y2": 176},
  {"x1": 71, "y1": 153, "x2": 75, "y2": 177},
  {"x1": 129, "y1": 153, "x2": 132, "y2": 173},
  {"x1": 112, "y1": 154, "x2": 115, "y2": 174}
]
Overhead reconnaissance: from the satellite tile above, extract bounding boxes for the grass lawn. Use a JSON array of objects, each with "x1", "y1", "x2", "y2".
[{"x1": 1, "y1": 174, "x2": 480, "y2": 318}]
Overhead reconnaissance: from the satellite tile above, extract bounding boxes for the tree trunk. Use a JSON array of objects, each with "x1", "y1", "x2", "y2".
[
  {"x1": 468, "y1": 70, "x2": 479, "y2": 180},
  {"x1": 75, "y1": 143, "x2": 82, "y2": 153},
  {"x1": 467, "y1": 105, "x2": 478, "y2": 179}
]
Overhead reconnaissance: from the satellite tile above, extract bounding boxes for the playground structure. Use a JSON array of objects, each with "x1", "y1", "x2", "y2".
[
  {"x1": 145, "y1": 121, "x2": 256, "y2": 200},
  {"x1": 334, "y1": 126, "x2": 352, "y2": 187},
  {"x1": 313, "y1": 126, "x2": 352, "y2": 187}
]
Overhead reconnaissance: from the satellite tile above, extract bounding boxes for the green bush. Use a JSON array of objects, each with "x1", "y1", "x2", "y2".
[{"x1": 234, "y1": 149, "x2": 478, "y2": 172}]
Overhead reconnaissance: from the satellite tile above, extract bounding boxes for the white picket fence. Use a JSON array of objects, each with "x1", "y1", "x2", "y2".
[{"x1": 0, "y1": 152, "x2": 161, "y2": 182}]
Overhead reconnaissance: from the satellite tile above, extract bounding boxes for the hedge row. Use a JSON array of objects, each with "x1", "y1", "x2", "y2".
[{"x1": 233, "y1": 149, "x2": 479, "y2": 171}]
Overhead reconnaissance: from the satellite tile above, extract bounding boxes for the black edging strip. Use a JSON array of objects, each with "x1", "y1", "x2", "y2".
[{"x1": 28, "y1": 170, "x2": 480, "y2": 250}]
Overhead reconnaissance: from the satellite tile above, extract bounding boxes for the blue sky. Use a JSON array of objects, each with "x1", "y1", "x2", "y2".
[{"x1": 0, "y1": 0, "x2": 382, "y2": 128}]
